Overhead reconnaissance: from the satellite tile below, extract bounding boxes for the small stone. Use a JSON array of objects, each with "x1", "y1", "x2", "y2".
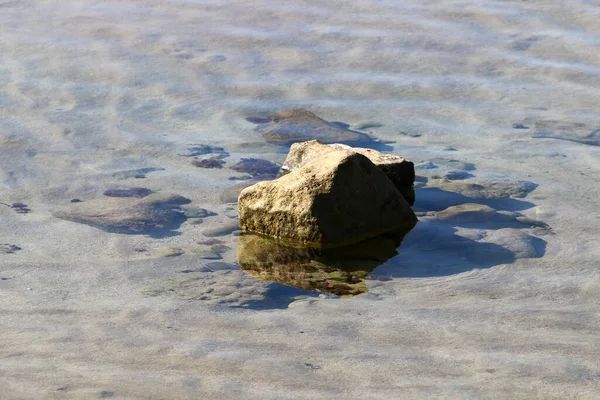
[
  {"x1": 415, "y1": 161, "x2": 437, "y2": 170},
  {"x1": 188, "y1": 218, "x2": 204, "y2": 225},
  {"x1": 70, "y1": 199, "x2": 82, "y2": 203},
  {"x1": 512, "y1": 123, "x2": 529, "y2": 129},
  {"x1": 220, "y1": 181, "x2": 258, "y2": 203},
  {"x1": 103, "y1": 187, "x2": 153, "y2": 198},
  {"x1": 156, "y1": 247, "x2": 184, "y2": 257},
  {"x1": 52, "y1": 192, "x2": 190, "y2": 234},
  {"x1": 190, "y1": 248, "x2": 222, "y2": 259},
  {"x1": 532, "y1": 120, "x2": 600, "y2": 146},
  {"x1": 192, "y1": 158, "x2": 225, "y2": 168},
  {"x1": 178, "y1": 144, "x2": 229, "y2": 158},
  {"x1": 182, "y1": 207, "x2": 214, "y2": 218},
  {"x1": 247, "y1": 109, "x2": 384, "y2": 147},
  {"x1": 230, "y1": 158, "x2": 280, "y2": 179},
  {"x1": 435, "y1": 204, "x2": 497, "y2": 223},
  {"x1": 211, "y1": 244, "x2": 231, "y2": 254},
  {"x1": 112, "y1": 167, "x2": 165, "y2": 180},
  {"x1": 1, "y1": 244, "x2": 22, "y2": 254},
  {"x1": 354, "y1": 121, "x2": 384, "y2": 130},
  {"x1": 444, "y1": 171, "x2": 474, "y2": 180},
  {"x1": 202, "y1": 221, "x2": 240, "y2": 237}
]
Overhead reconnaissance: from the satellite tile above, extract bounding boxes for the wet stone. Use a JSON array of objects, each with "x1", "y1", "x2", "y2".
[
  {"x1": 246, "y1": 109, "x2": 385, "y2": 148},
  {"x1": 416, "y1": 161, "x2": 437, "y2": 170},
  {"x1": 1, "y1": 244, "x2": 22, "y2": 254},
  {"x1": 190, "y1": 248, "x2": 222, "y2": 259},
  {"x1": 435, "y1": 203, "x2": 497, "y2": 223},
  {"x1": 192, "y1": 158, "x2": 225, "y2": 168},
  {"x1": 220, "y1": 181, "x2": 258, "y2": 203},
  {"x1": 353, "y1": 121, "x2": 384, "y2": 130},
  {"x1": 178, "y1": 144, "x2": 229, "y2": 158},
  {"x1": 211, "y1": 244, "x2": 231, "y2": 254},
  {"x1": 479, "y1": 229, "x2": 542, "y2": 259},
  {"x1": 512, "y1": 123, "x2": 529, "y2": 129},
  {"x1": 532, "y1": 120, "x2": 600, "y2": 146},
  {"x1": 156, "y1": 247, "x2": 184, "y2": 257},
  {"x1": 444, "y1": 171, "x2": 474, "y2": 180},
  {"x1": 428, "y1": 178, "x2": 537, "y2": 199},
  {"x1": 103, "y1": 187, "x2": 153, "y2": 198},
  {"x1": 187, "y1": 218, "x2": 204, "y2": 225},
  {"x1": 111, "y1": 167, "x2": 165, "y2": 180},
  {"x1": 52, "y1": 192, "x2": 190, "y2": 234},
  {"x1": 182, "y1": 206, "x2": 215, "y2": 219},
  {"x1": 230, "y1": 158, "x2": 280, "y2": 179},
  {"x1": 202, "y1": 221, "x2": 240, "y2": 237}
]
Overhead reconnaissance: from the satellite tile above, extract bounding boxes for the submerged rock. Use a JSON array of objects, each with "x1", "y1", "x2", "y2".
[
  {"x1": 191, "y1": 158, "x2": 226, "y2": 168},
  {"x1": 230, "y1": 158, "x2": 280, "y2": 179},
  {"x1": 435, "y1": 203, "x2": 497, "y2": 223},
  {"x1": 219, "y1": 181, "x2": 259, "y2": 203},
  {"x1": 239, "y1": 149, "x2": 417, "y2": 248},
  {"x1": 53, "y1": 192, "x2": 190, "y2": 234},
  {"x1": 103, "y1": 187, "x2": 153, "y2": 198},
  {"x1": 155, "y1": 247, "x2": 184, "y2": 257},
  {"x1": 178, "y1": 144, "x2": 229, "y2": 158},
  {"x1": 246, "y1": 109, "x2": 384, "y2": 147},
  {"x1": 1, "y1": 244, "x2": 22, "y2": 254},
  {"x1": 280, "y1": 140, "x2": 415, "y2": 204},
  {"x1": 427, "y1": 178, "x2": 537, "y2": 199},
  {"x1": 238, "y1": 233, "x2": 406, "y2": 297},
  {"x1": 532, "y1": 120, "x2": 600, "y2": 146}
]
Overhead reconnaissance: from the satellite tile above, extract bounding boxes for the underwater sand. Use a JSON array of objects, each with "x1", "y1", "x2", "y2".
[{"x1": 1, "y1": 1, "x2": 599, "y2": 398}]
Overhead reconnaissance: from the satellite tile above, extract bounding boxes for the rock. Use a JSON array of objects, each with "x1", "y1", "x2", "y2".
[
  {"x1": 191, "y1": 158, "x2": 225, "y2": 168},
  {"x1": 246, "y1": 109, "x2": 382, "y2": 147},
  {"x1": 532, "y1": 120, "x2": 600, "y2": 146},
  {"x1": 428, "y1": 178, "x2": 537, "y2": 199},
  {"x1": 435, "y1": 203, "x2": 497, "y2": 223},
  {"x1": 279, "y1": 140, "x2": 415, "y2": 204},
  {"x1": 238, "y1": 233, "x2": 405, "y2": 297},
  {"x1": 353, "y1": 121, "x2": 384, "y2": 130},
  {"x1": 230, "y1": 158, "x2": 280, "y2": 179},
  {"x1": 219, "y1": 181, "x2": 259, "y2": 203},
  {"x1": 444, "y1": 171, "x2": 474, "y2": 180},
  {"x1": 181, "y1": 206, "x2": 214, "y2": 219},
  {"x1": 156, "y1": 247, "x2": 184, "y2": 257},
  {"x1": 187, "y1": 218, "x2": 204, "y2": 225},
  {"x1": 416, "y1": 161, "x2": 437, "y2": 170},
  {"x1": 103, "y1": 187, "x2": 153, "y2": 198},
  {"x1": 111, "y1": 167, "x2": 165, "y2": 180},
  {"x1": 190, "y1": 248, "x2": 222, "y2": 259},
  {"x1": 479, "y1": 229, "x2": 543, "y2": 259},
  {"x1": 429, "y1": 159, "x2": 476, "y2": 171},
  {"x1": 211, "y1": 244, "x2": 231, "y2": 254},
  {"x1": 238, "y1": 149, "x2": 417, "y2": 248},
  {"x1": 142, "y1": 270, "x2": 269, "y2": 306},
  {"x1": 52, "y1": 192, "x2": 190, "y2": 234},
  {"x1": 1, "y1": 244, "x2": 22, "y2": 254},
  {"x1": 201, "y1": 221, "x2": 240, "y2": 237},
  {"x1": 178, "y1": 144, "x2": 229, "y2": 158}
]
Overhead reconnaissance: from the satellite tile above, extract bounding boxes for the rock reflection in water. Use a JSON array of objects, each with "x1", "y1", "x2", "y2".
[{"x1": 237, "y1": 231, "x2": 411, "y2": 297}]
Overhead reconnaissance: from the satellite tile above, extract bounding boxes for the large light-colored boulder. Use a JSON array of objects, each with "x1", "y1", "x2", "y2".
[
  {"x1": 238, "y1": 149, "x2": 417, "y2": 248},
  {"x1": 280, "y1": 140, "x2": 415, "y2": 204}
]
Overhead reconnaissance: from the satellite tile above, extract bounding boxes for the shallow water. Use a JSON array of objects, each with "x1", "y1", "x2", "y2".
[{"x1": 1, "y1": 1, "x2": 599, "y2": 398}]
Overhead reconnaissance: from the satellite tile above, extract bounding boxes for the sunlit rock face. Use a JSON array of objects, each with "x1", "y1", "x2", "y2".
[
  {"x1": 237, "y1": 232, "x2": 411, "y2": 297},
  {"x1": 238, "y1": 149, "x2": 417, "y2": 248},
  {"x1": 280, "y1": 140, "x2": 415, "y2": 205}
]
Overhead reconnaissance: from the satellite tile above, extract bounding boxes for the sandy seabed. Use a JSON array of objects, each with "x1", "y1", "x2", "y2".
[{"x1": 1, "y1": 1, "x2": 599, "y2": 399}]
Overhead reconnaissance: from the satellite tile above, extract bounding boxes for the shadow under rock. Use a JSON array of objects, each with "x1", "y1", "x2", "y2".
[{"x1": 373, "y1": 217, "x2": 547, "y2": 278}]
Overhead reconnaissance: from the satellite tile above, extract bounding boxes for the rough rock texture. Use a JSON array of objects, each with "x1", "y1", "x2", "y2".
[
  {"x1": 238, "y1": 233, "x2": 405, "y2": 297},
  {"x1": 53, "y1": 193, "x2": 190, "y2": 234},
  {"x1": 246, "y1": 109, "x2": 380, "y2": 146},
  {"x1": 280, "y1": 140, "x2": 415, "y2": 204},
  {"x1": 238, "y1": 149, "x2": 417, "y2": 248}
]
